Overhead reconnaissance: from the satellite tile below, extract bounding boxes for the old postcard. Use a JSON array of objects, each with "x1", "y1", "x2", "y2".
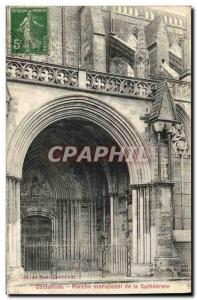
[{"x1": 6, "y1": 6, "x2": 192, "y2": 294}]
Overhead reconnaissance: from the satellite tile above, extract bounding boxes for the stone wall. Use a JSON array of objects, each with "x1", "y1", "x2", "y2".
[{"x1": 6, "y1": 6, "x2": 189, "y2": 74}]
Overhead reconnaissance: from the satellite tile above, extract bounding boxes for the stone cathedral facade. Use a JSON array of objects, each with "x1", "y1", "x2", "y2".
[{"x1": 6, "y1": 6, "x2": 191, "y2": 284}]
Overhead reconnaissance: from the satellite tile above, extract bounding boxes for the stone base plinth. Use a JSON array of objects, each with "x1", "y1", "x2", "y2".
[
  {"x1": 154, "y1": 256, "x2": 181, "y2": 277},
  {"x1": 130, "y1": 264, "x2": 153, "y2": 277},
  {"x1": 7, "y1": 266, "x2": 24, "y2": 282}
]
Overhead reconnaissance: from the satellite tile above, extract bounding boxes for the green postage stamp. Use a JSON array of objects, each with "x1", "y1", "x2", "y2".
[{"x1": 10, "y1": 7, "x2": 48, "y2": 54}]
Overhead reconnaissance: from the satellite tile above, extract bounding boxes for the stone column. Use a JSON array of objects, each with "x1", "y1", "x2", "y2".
[
  {"x1": 58, "y1": 200, "x2": 63, "y2": 244},
  {"x1": 78, "y1": 70, "x2": 86, "y2": 88},
  {"x1": 93, "y1": 200, "x2": 97, "y2": 249},
  {"x1": 109, "y1": 193, "x2": 114, "y2": 272},
  {"x1": 157, "y1": 132, "x2": 161, "y2": 180},
  {"x1": 102, "y1": 189, "x2": 106, "y2": 235},
  {"x1": 62, "y1": 200, "x2": 67, "y2": 245},
  {"x1": 70, "y1": 200, "x2": 75, "y2": 258},
  {"x1": 66, "y1": 200, "x2": 71, "y2": 258},
  {"x1": 7, "y1": 175, "x2": 23, "y2": 279},
  {"x1": 77, "y1": 199, "x2": 81, "y2": 245},
  {"x1": 110, "y1": 193, "x2": 114, "y2": 247},
  {"x1": 130, "y1": 184, "x2": 152, "y2": 265},
  {"x1": 145, "y1": 187, "x2": 151, "y2": 264},
  {"x1": 127, "y1": 190, "x2": 132, "y2": 244},
  {"x1": 131, "y1": 188, "x2": 138, "y2": 264},
  {"x1": 167, "y1": 131, "x2": 172, "y2": 181},
  {"x1": 110, "y1": 193, "x2": 117, "y2": 272},
  {"x1": 90, "y1": 200, "x2": 94, "y2": 259},
  {"x1": 137, "y1": 188, "x2": 141, "y2": 263},
  {"x1": 154, "y1": 182, "x2": 180, "y2": 276},
  {"x1": 139, "y1": 188, "x2": 144, "y2": 264}
]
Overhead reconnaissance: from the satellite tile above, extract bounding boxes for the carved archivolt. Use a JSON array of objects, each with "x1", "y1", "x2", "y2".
[{"x1": 7, "y1": 95, "x2": 152, "y2": 183}]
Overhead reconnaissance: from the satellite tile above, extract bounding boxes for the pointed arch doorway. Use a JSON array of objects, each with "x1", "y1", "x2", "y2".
[{"x1": 7, "y1": 95, "x2": 152, "y2": 275}]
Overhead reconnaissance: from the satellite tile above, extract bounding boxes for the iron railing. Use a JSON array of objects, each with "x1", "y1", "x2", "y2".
[{"x1": 21, "y1": 242, "x2": 132, "y2": 278}]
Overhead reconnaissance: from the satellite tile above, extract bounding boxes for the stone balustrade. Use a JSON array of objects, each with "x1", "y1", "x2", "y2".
[
  {"x1": 6, "y1": 57, "x2": 190, "y2": 101},
  {"x1": 6, "y1": 57, "x2": 78, "y2": 88}
]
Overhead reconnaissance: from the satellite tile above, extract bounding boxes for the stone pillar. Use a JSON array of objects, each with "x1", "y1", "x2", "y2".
[
  {"x1": 70, "y1": 200, "x2": 75, "y2": 258},
  {"x1": 90, "y1": 200, "x2": 94, "y2": 258},
  {"x1": 167, "y1": 132, "x2": 172, "y2": 181},
  {"x1": 78, "y1": 70, "x2": 86, "y2": 89},
  {"x1": 137, "y1": 188, "x2": 141, "y2": 263},
  {"x1": 7, "y1": 175, "x2": 23, "y2": 279},
  {"x1": 109, "y1": 193, "x2": 114, "y2": 272},
  {"x1": 145, "y1": 187, "x2": 151, "y2": 264},
  {"x1": 131, "y1": 188, "x2": 138, "y2": 264},
  {"x1": 93, "y1": 200, "x2": 97, "y2": 247},
  {"x1": 80, "y1": 7, "x2": 106, "y2": 72},
  {"x1": 91, "y1": 7, "x2": 106, "y2": 72},
  {"x1": 110, "y1": 193, "x2": 114, "y2": 247},
  {"x1": 157, "y1": 132, "x2": 161, "y2": 181},
  {"x1": 110, "y1": 193, "x2": 118, "y2": 272},
  {"x1": 154, "y1": 182, "x2": 180, "y2": 276},
  {"x1": 63, "y1": 201, "x2": 68, "y2": 245},
  {"x1": 127, "y1": 189, "x2": 132, "y2": 245},
  {"x1": 102, "y1": 189, "x2": 106, "y2": 235},
  {"x1": 77, "y1": 199, "x2": 81, "y2": 244},
  {"x1": 57, "y1": 200, "x2": 63, "y2": 244},
  {"x1": 129, "y1": 184, "x2": 152, "y2": 276},
  {"x1": 139, "y1": 188, "x2": 144, "y2": 264},
  {"x1": 67, "y1": 200, "x2": 71, "y2": 258},
  {"x1": 114, "y1": 194, "x2": 118, "y2": 254}
]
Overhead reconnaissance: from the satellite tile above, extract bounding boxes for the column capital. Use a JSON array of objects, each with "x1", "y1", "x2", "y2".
[
  {"x1": 129, "y1": 183, "x2": 153, "y2": 192},
  {"x1": 166, "y1": 126, "x2": 173, "y2": 135},
  {"x1": 152, "y1": 121, "x2": 165, "y2": 134},
  {"x1": 152, "y1": 180, "x2": 174, "y2": 188},
  {"x1": 6, "y1": 174, "x2": 22, "y2": 182},
  {"x1": 109, "y1": 192, "x2": 118, "y2": 197}
]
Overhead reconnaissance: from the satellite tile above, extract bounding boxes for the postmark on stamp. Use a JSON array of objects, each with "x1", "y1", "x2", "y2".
[{"x1": 10, "y1": 7, "x2": 48, "y2": 54}]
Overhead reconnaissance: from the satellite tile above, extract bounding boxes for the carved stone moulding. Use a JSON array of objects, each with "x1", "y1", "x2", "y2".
[{"x1": 171, "y1": 123, "x2": 190, "y2": 157}]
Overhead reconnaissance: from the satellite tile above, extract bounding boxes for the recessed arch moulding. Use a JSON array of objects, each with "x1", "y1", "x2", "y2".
[{"x1": 7, "y1": 95, "x2": 152, "y2": 185}]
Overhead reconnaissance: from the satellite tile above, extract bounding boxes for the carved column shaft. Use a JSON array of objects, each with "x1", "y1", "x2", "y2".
[
  {"x1": 7, "y1": 176, "x2": 22, "y2": 273},
  {"x1": 168, "y1": 132, "x2": 172, "y2": 180},
  {"x1": 146, "y1": 187, "x2": 151, "y2": 264},
  {"x1": 157, "y1": 132, "x2": 161, "y2": 180},
  {"x1": 70, "y1": 200, "x2": 75, "y2": 258},
  {"x1": 130, "y1": 185, "x2": 151, "y2": 265},
  {"x1": 127, "y1": 190, "x2": 133, "y2": 254},
  {"x1": 132, "y1": 189, "x2": 138, "y2": 263},
  {"x1": 139, "y1": 188, "x2": 144, "y2": 263},
  {"x1": 110, "y1": 194, "x2": 114, "y2": 247}
]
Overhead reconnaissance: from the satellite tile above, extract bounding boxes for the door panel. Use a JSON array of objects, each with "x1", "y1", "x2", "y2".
[{"x1": 22, "y1": 216, "x2": 52, "y2": 270}]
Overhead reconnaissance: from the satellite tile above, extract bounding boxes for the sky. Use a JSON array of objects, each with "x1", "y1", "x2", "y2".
[{"x1": 152, "y1": 6, "x2": 190, "y2": 17}]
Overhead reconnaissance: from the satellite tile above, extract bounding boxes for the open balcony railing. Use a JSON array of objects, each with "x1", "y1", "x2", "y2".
[{"x1": 6, "y1": 57, "x2": 191, "y2": 101}]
